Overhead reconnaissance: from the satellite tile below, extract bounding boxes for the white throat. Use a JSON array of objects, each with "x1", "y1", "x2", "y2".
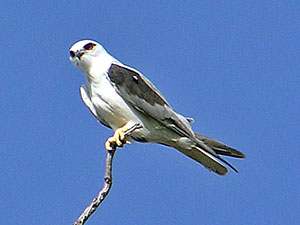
[{"x1": 84, "y1": 53, "x2": 115, "y2": 84}]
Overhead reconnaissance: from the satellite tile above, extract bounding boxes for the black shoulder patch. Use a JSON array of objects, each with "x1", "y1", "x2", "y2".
[{"x1": 107, "y1": 64, "x2": 167, "y2": 106}]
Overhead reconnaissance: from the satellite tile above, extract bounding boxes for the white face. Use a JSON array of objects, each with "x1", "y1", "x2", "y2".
[{"x1": 69, "y1": 40, "x2": 104, "y2": 72}]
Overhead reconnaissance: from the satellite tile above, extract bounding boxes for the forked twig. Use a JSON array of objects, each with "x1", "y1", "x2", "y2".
[{"x1": 73, "y1": 123, "x2": 142, "y2": 225}]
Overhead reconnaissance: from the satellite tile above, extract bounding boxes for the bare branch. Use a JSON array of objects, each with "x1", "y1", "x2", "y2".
[{"x1": 73, "y1": 123, "x2": 142, "y2": 225}]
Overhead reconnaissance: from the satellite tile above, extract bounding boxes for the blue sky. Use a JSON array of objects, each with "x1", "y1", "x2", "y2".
[{"x1": 1, "y1": 1, "x2": 299, "y2": 225}]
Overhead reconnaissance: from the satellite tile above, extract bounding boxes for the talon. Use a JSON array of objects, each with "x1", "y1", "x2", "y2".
[
  {"x1": 105, "y1": 138, "x2": 114, "y2": 151},
  {"x1": 104, "y1": 122, "x2": 142, "y2": 151},
  {"x1": 105, "y1": 127, "x2": 127, "y2": 151},
  {"x1": 115, "y1": 133, "x2": 124, "y2": 147},
  {"x1": 114, "y1": 127, "x2": 126, "y2": 146}
]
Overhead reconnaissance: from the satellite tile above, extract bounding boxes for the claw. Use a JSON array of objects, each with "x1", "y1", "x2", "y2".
[
  {"x1": 105, "y1": 129, "x2": 125, "y2": 151},
  {"x1": 105, "y1": 138, "x2": 114, "y2": 151},
  {"x1": 105, "y1": 122, "x2": 142, "y2": 151}
]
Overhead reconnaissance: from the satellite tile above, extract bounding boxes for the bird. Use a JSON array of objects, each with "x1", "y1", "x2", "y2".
[{"x1": 69, "y1": 39, "x2": 245, "y2": 175}]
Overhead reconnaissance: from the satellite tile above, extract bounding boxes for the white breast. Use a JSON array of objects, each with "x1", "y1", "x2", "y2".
[{"x1": 88, "y1": 70, "x2": 140, "y2": 130}]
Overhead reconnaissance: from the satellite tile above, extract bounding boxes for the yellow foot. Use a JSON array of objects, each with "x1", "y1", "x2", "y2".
[
  {"x1": 105, "y1": 127, "x2": 126, "y2": 151},
  {"x1": 105, "y1": 122, "x2": 143, "y2": 151}
]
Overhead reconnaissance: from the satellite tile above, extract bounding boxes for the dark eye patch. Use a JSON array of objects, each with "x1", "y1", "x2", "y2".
[{"x1": 83, "y1": 43, "x2": 96, "y2": 51}]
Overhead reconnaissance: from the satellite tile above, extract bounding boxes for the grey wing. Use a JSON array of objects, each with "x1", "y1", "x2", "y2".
[
  {"x1": 79, "y1": 85, "x2": 111, "y2": 128},
  {"x1": 107, "y1": 63, "x2": 194, "y2": 138},
  {"x1": 106, "y1": 63, "x2": 242, "y2": 175}
]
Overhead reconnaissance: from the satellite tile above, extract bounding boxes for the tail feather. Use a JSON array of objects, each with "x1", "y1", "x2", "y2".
[
  {"x1": 195, "y1": 139, "x2": 240, "y2": 174},
  {"x1": 195, "y1": 133, "x2": 246, "y2": 158},
  {"x1": 175, "y1": 133, "x2": 245, "y2": 175},
  {"x1": 178, "y1": 146, "x2": 229, "y2": 175}
]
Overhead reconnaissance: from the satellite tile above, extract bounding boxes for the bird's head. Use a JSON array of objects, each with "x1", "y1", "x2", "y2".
[{"x1": 69, "y1": 40, "x2": 107, "y2": 73}]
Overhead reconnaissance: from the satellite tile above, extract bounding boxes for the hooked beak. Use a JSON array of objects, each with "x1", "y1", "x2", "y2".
[{"x1": 70, "y1": 50, "x2": 85, "y2": 60}]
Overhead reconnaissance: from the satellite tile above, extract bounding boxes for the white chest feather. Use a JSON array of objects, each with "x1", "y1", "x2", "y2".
[{"x1": 87, "y1": 70, "x2": 141, "y2": 130}]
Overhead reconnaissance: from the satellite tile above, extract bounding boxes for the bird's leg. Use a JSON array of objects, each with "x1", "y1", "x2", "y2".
[
  {"x1": 105, "y1": 122, "x2": 142, "y2": 151},
  {"x1": 105, "y1": 127, "x2": 127, "y2": 150}
]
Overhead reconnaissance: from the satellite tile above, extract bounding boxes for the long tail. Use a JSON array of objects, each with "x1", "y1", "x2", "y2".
[
  {"x1": 177, "y1": 133, "x2": 245, "y2": 175},
  {"x1": 195, "y1": 133, "x2": 245, "y2": 158}
]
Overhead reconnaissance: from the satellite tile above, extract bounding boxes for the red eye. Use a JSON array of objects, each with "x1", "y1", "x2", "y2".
[{"x1": 83, "y1": 43, "x2": 95, "y2": 50}]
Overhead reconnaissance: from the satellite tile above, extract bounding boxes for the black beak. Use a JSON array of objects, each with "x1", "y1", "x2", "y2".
[{"x1": 70, "y1": 50, "x2": 84, "y2": 60}]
